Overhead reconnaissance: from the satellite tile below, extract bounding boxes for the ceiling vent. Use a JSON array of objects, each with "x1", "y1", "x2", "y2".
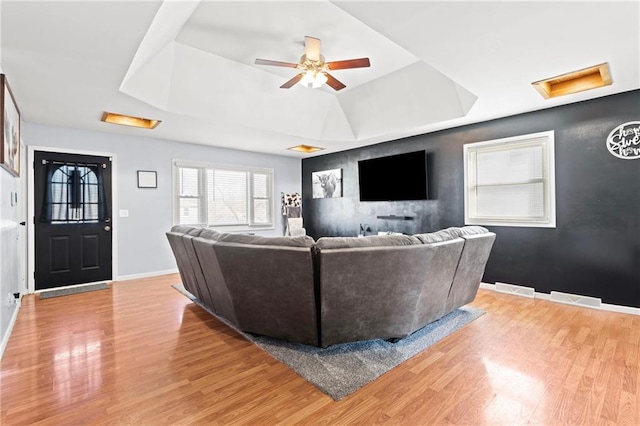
[{"x1": 532, "y1": 63, "x2": 612, "y2": 99}]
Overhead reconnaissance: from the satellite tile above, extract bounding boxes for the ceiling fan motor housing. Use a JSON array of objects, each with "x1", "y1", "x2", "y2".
[{"x1": 300, "y1": 54, "x2": 327, "y2": 73}]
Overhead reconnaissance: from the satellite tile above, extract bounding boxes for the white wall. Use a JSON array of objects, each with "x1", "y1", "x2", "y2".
[
  {"x1": 0, "y1": 157, "x2": 21, "y2": 358},
  {"x1": 1, "y1": 18, "x2": 24, "y2": 356},
  {"x1": 23, "y1": 122, "x2": 301, "y2": 280}
]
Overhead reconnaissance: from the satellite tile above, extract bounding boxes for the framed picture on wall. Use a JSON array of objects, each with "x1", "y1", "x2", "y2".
[
  {"x1": 1, "y1": 74, "x2": 21, "y2": 177},
  {"x1": 312, "y1": 168, "x2": 342, "y2": 198},
  {"x1": 137, "y1": 170, "x2": 157, "y2": 188}
]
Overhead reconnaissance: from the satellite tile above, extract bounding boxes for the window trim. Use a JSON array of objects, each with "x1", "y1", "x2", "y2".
[
  {"x1": 172, "y1": 159, "x2": 275, "y2": 232},
  {"x1": 463, "y1": 130, "x2": 556, "y2": 228}
]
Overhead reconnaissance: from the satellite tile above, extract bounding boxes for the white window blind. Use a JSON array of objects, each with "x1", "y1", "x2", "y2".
[
  {"x1": 252, "y1": 172, "x2": 271, "y2": 225},
  {"x1": 464, "y1": 131, "x2": 555, "y2": 228},
  {"x1": 173, "y1": 161, "x2": 274, "y2": 230},
  {"x1": 177, "y1": 167, "x2": 200, "y2": 225},
  {"x1": 207, "y1": 169, "x2": 247, "y2": 225}
]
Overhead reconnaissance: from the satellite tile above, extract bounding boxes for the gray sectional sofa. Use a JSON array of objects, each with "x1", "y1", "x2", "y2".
[{"x1": 167, "y1": 225, "x2": 495, "y2": 347}]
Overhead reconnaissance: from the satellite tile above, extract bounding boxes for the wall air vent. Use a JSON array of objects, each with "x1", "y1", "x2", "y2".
[
  {"x1": 495, "y1": 282, "x2": 535, "y2": 299},
  {"x1": 550, "y1": 291, "x2": 602, "y2": 310},
  {"x1": 532, "y1": 63, "x2": 612, "y2": 99}
]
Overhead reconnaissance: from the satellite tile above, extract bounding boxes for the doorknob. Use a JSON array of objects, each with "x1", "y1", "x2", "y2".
[{"x1": 104, "y1": 225, "x2": 111, "y2": 232}]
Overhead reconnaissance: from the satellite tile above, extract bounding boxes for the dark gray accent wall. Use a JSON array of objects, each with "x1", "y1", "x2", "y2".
[{"x1": 302, "y1": 90, "x2": 640, "y2": 308}]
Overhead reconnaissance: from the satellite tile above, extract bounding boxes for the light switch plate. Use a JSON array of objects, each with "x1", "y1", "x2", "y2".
[{"x1": 119, "y1": 209, "x2": 129, "y2": 218}]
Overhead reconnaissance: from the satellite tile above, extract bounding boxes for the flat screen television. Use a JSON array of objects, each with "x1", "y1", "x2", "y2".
[{"x1": 358, "y1": 150, "x2": 427, "y2": 201}]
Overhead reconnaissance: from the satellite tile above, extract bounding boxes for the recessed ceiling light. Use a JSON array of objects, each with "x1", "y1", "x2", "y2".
[
  {"x1": 101, "y1": 112, "x2": 161, "y2": 129},
  {"x1": 532, "y1": 63, "x2": 612, "y2": 99},
  {"x1": 287, "y1": 144, "x2": 325, "y2": 153}
]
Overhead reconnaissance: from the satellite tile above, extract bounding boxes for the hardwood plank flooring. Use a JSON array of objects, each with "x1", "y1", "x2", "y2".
[{"x1": 1, "y1": 274, "x2": 638, "y2": 425}]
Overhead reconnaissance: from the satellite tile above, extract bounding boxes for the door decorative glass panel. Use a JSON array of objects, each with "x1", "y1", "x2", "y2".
[{"x1": 40, "y1": 161, "x2": 109, "y2": 224}]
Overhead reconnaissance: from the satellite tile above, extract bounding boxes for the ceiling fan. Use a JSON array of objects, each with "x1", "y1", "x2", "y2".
[{"x1": 255, "y1": 36, "x2": 370, "y2": 91}]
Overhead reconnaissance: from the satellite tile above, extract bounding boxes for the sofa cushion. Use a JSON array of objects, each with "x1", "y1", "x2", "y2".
[
  {"x1": 316, "y1": 234, "x2": 421, "y2": 249},
  {"x1": 199, "y1": 229, "x2": 222, "y2": 241},
  {"x1": 448, "y1": 226, "x2": 490, "y2": 237},
  {"x1": 414, "y1": 229, "x2": 459, "y2": 244},
  {"x1": 171, "y1": 225, "x2": 203, "y2": 236},
  {"x1": 215, "y1": 233, "x2": 315, "y2": 247}
]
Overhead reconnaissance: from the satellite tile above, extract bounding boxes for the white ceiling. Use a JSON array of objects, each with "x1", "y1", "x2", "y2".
[{"x1": 1, "y1": 1, "x2": 639, "y2": 158}]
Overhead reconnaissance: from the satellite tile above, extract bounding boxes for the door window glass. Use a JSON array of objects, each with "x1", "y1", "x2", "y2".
[{"x1": 40, "y1": 161, "x2": 108, "y2": 224}]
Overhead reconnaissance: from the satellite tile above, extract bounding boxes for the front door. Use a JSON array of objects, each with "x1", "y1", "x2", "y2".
[{"x1": 34, "y1": 151, "x2": 112, "y2": 290}]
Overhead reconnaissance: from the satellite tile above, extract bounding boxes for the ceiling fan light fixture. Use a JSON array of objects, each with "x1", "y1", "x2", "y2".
[
  {"x1": 255, "y1": 36, "x2": 369, "y2": 91},
  {"x1": 299, "y1": 70, "x2": 328, "y2": 89}
]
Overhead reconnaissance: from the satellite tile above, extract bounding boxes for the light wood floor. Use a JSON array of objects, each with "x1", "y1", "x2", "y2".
[{"x1": 1, "y1": 274, "x2": 638, "y2": 425}]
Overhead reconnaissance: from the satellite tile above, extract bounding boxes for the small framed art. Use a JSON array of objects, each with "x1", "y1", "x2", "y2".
[
  {"x1": 137, "y1": 170, "x2": 157, "y2": 188},
  {"x1": 1, "y1": 74, "x2": 21, "y2": 177}
]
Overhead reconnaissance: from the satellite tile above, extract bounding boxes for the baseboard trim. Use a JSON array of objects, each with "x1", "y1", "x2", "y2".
[
  {"x1": 479, "y1": 282, "x2": 639, "y2": 316},
  {"x1": 600, "y1": 303, "x2": 640, "y2": 316},
  {"x1": 0, "y1": 303, "x2": 21, "y2": 360},
  {"x1": 116, "y1": 269, "x2": 179, "y2": 282}
]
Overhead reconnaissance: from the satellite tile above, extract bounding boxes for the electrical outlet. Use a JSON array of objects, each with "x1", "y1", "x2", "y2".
[{"x1": 7, "y1": 292, "x2": 20, "y2": 307}]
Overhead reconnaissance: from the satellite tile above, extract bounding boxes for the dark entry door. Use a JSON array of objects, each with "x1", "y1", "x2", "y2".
[{"x1": 34, "y1": 151, "x2": 112, "y2": 290}]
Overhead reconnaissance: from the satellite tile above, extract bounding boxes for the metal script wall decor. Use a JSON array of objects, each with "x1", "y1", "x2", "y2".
[{"x1": 606, "y1": 121, "x2": 640, "y2": 160}]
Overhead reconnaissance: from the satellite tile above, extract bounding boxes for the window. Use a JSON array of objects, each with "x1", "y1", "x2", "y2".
[
  {"x1": 40, "y1": 162, "x2": 108, "y2": 224},
  {"x1": 173, "y1": 161, "x2": 274, "y2": 230},
  {"x1": 464, "y1": 131, "x2": 555, "y2": 228}
]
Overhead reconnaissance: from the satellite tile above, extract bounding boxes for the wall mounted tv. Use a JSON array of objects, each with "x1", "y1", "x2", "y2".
[{"x1": 358, "y1": 150, "x2": 428, "y2": 201}]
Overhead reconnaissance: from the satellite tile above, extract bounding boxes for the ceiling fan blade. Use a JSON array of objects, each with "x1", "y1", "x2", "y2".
[
  {"x1": 280, "y1": 74, "x2": 303, "y2": 89},
  {"x1": 305, "y1": 36, "x2": 321, "y2": 62},
  {"x1": 255, "y1": 59, "x2": 299, "y2": 68},
  {"x1": 326, "y1": 58, "x2": 371, "y2": 70},
  {"x1": 325, "y1": 73, "x2": 346, "y2": 91}
]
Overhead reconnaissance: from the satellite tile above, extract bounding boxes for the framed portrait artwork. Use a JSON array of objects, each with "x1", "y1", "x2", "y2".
[{"x1": 1, "y1": 74, "x2": 20, "y2": 177}]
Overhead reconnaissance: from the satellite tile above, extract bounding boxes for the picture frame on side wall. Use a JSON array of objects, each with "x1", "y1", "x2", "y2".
[
  {"x1": 137, "y1": 170, "x2": 157, "y2": 188},
  {"x1": 1, "y1": 74, "x2": 21, "y2": 177}
]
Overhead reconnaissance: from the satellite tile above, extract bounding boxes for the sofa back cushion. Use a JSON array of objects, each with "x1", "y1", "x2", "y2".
[
  {"x1": 414, "y1": 229, "x2": 459, "y2": 244},
  {"x1": 316, "y1": 234, "x2": 421, "y2": 250},
  {"x1": 216, "y1": 232, "x2": 315, "y2": 247},
  {"x1": 317, "y1": 243, "x2": 431, "y2": 346},
  {"x1": 411, "y1": 238, "x2": 465, "y2": 329},
  {"x1": 170, "y1": 225, "x2": 203, "y2": 236},
  {"x1": 166, "y1": 232, "x2": 202, "y2": 300},
  {"x1": 198, "y1": 229, "x2": 222, "y2": 241},
  {"x1": 448, "y1": 225, "x2": 490, "y2": 237},
  {"x1": 445, "y1": 228, "x2": 496, "y2": 311},
  {"x1": 182, "y1": 235, "x2": 216, "y2": 311},
  {"x1": 192, "y1": 238, "x2": 239, "y2": 325},
  {"x1": 212, "y1": 241, "x2": 318, "y2": 346}
]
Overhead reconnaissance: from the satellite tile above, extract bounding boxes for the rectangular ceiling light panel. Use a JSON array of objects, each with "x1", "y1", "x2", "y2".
[
  {"x1": 287, "y1": 144, "x2": 325, "y2": 153},
  {"x1": 532, "y1": 63, "x2": 612, "y2": 99},
  {"x1": 101, "y1": 112, "x2": 161, "y2": 129}
]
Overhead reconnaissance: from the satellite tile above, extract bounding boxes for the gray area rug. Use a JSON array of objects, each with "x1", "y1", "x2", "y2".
[
  {"x1": 39, "y1": 282, "x2": 109, "y2": 299},
  {"x1": 173, "y1": 283, "x2": 484, "y2": 400}
]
